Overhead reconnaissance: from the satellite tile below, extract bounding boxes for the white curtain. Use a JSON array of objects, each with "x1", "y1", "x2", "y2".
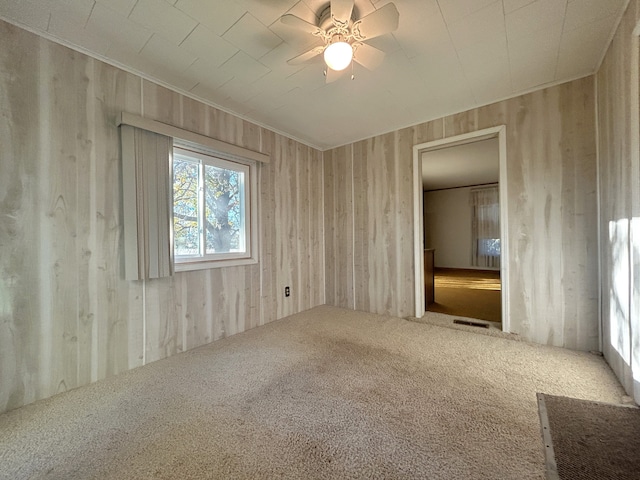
[
  {"x1": 470, "y1": 186, "x2": 500, "y2": 269},
  {"x1": 120, "y1": 125, "x2": 174, "y2": 280}
]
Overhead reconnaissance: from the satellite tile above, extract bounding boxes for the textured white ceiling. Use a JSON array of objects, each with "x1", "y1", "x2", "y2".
[
  {"x1": 422, "y1": 137, "x2": 499, "y2": 191},
  {"x1": 0, "y1": 0, "x2": 628, "y2": 150}
]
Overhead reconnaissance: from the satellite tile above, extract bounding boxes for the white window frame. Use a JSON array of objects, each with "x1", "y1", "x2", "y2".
[{"x1": 172, "y1": 143, "x2": 259, "y2": 272}]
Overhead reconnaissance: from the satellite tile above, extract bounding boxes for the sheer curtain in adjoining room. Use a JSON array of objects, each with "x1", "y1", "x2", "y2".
[{"x1": 470, "y1": 185, "x2": 500, "y2": 269}]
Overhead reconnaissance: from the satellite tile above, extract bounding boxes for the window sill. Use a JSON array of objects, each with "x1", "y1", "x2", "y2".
[{"x1": 175, "y1": 257, "x2": 258, "y2": 272}]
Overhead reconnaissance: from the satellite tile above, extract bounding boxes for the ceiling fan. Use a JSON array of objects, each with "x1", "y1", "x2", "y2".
[{"x1": 280, "y1": 0, "x2": 399, "y2": 82}]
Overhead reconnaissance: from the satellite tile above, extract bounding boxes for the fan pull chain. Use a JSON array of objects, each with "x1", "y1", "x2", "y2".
[{"x1": 351, "y1": 60, "x2": 355, "y2": 80}]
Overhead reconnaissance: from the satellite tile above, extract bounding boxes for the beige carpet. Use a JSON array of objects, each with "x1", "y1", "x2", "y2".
[
  {"x1": 0, "y1": 306, "x2": 625, "y2": 479},
  {"x1": 410, "y1": 310, "x2": 517, "y2": 346}
]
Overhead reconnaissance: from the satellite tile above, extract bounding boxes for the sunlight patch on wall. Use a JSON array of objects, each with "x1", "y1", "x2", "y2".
[
  {"x1": 609, "y1": 219, "x2": 631, "y2": 365},
  {"x1": 631, "y1": 217, "x2": 640, "y2": 383}
]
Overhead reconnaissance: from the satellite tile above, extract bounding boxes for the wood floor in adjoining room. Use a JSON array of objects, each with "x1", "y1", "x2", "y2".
[{"x1": 428, "y1": 268, "x2": 501, "y2": 324}]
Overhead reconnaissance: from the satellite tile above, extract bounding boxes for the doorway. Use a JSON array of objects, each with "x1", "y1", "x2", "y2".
[{"x1": 412, "y1": 126, "x2": 510, "y2": 332}]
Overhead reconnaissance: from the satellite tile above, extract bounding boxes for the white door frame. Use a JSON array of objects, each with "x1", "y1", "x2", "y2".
[{"x1": 413, "y1": 125, "x2": 510, "y2": 332}]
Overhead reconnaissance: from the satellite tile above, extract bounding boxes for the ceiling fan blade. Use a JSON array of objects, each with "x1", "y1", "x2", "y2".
[
  {"x1": 331, "y1": 0, "x2": 355, "y2": 28},
  {"x1": 352, "y1": 3, "x2": 399, "y2": 41},
  {"x1": 325, "y1": 67, "x2": 347, "y2": 84},
  {"x1": 287, "y1": 46, "x2": 325, "y2": 65},
  {"x1": 353, "y1": 43, "x2": 386, "y2": 70},
  {"x1": 280, "y1": 14, "x2": 322, "y2": 36}
]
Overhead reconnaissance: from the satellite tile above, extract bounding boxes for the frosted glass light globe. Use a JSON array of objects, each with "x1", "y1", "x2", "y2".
[{"x1": 324, "y1": 41, "x2": 353, "y2": 71}]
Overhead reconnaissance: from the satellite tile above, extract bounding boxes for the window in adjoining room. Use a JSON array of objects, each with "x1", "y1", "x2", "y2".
[{"x1": 470, "y1": 185, "x2": 500, "y2": 269}]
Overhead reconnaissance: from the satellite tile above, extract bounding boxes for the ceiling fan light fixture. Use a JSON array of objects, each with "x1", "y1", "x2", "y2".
[{"x1": 324, "y1": 36, "x2": 353, "y2": 71}]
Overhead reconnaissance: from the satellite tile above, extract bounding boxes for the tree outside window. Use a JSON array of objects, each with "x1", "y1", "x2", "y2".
[{"x1": 173, "y1": 147, "x2": 248, "y2": 262}]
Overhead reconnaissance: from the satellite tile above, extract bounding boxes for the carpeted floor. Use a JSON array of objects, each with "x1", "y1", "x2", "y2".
[
  {"x1": 411, "y1": 310, "x2": 511, "y2": 340},
  {"x1": 428, "y1": 268, "x2": 502, "y2": 324},
  {"x1": 0, "y1": 306, "x2": 625, "y2": 479}
]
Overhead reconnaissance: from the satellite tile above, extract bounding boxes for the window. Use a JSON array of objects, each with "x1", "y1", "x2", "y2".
[
  {"x1": 470, "y1": 186, "x2": 500, "y2": 269},
  {"x1": 119, "y1": 112, "x2": 266, "y2": 277},
  {"x1": 477, "y1": 236, "x2": 501, "y2": 257},
  {"x1": 172, "y1": 146, "x2": 257, "y2": 270}
]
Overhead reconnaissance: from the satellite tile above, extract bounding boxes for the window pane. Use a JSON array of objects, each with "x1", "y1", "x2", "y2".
[
  {"x1": 204, "y1": 164, "x2": 245, "y2": 254},
  {"x1": 478, "y1": 238, "x2": 501, "y2": 256},
  {"x1": 173, "y1": 157, "x2": 200, "y2": 256}
]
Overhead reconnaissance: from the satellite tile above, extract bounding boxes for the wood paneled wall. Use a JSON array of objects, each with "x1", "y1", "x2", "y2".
[
  {"x1": 0, "y1": 21, "x2": 324, "y2": 414},
  {"x1": 596, "y1": 0, "x2": 640, "y2": 403},
  {"x1": 325, "y1": 78, "x2": 599, "y2": 351},
  {"x1": 1, "y1": 10, "x2": 624, "y2": 413},
  {"x1": 324, "y1": 145, "x2": 354, "y2": 309}
]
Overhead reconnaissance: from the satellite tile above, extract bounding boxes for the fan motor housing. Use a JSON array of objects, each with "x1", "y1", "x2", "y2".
[{"x1": 318, "y1": 5, "x2": 358, "y2": 31}]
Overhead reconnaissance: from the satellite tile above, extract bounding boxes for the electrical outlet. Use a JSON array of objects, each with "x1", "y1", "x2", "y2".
[{"x1": 285, "y1": 286, "x2": 290, "y2": 297}]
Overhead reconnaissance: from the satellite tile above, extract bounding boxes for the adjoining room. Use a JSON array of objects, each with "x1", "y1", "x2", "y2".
[{"x1": 422, "y1": 137, "x2": 502, "y2": 326}]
